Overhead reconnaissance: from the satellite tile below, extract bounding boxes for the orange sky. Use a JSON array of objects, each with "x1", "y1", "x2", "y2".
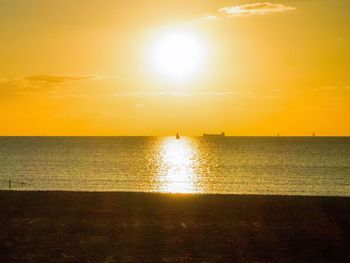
[{"x1": 1, "y1": 0, "x2": 349, "y2": 136}]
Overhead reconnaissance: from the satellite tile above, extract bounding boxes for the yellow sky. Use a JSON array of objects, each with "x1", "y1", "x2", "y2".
[{"x1": 1, "y1": 0, "x2": 349, "y2": 136}]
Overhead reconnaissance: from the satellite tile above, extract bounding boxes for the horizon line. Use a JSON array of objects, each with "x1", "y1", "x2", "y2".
[{"x1": 0, "y1": 135, "x2": 350, "y2": 138}]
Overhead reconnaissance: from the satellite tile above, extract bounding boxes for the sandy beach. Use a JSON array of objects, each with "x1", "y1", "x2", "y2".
[{"x1": 0, "y1": 191, "x2": 349, "y2": 262}]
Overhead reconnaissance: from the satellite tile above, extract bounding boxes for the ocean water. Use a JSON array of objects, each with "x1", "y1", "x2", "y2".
[{"x1": 0, "y1": 136, "x2": 349, "y2": 196}]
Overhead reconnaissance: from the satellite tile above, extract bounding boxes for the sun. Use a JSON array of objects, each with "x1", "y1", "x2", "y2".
[{"x1": 149, "y1": 31, "x2": 205, "y2": 81}]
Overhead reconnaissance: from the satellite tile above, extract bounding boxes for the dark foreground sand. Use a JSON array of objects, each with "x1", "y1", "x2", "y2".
[{"x1": 0, "y1": 191, "x2": 349, "y2": 262}]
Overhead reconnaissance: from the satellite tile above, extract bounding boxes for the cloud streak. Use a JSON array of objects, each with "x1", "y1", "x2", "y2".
[
  {"x1": 114, "y1": 91, "x2": 239, "y2": 97},
  {"x1": 23, "y1": 74, "x2": 99, "y2": 84},
  {"x1": 114, "y1": 92, "x2": 192, "y2": 97},
  {"x1": 313, "y1": 85, "x2": 350, "y2": 92},
  {"x1": 0, "y1": 74, "x2": 101, "y2": 97},
  {"x1": 200, "y1": 2, "x2": 296, "y2": 21},
  {"x1": 219, "y1": 2, "x2": 296, "y2": 16},
  {"x1": 202, "y1": 14, "x2": 220, "y2": 20}
]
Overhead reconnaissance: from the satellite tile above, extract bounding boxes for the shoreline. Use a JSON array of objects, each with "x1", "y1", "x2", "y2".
[{"x1": 1, "y1": 191, "x2": 349, "y2": 262}]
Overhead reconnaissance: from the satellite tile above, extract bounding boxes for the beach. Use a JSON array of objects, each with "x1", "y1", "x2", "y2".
[{"x1": 0, "y1": 191, "x2": 349, "y2": 262}]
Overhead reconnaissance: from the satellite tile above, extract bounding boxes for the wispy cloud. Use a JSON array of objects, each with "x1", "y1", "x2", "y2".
[
  {"x1": 199, "y1": 2, "x2": 296, "y2": 21},
  {"x1": 219, "y1": 2, "x2": 296, "y2": 16},
  {"x1": 200, "y1": 91, "x2": 239, "y2": 96},
  {"x1": 312, "y1": 85, "x2": 350, "y2": 92},
  {"x1": 0, "y1": 74, "x2": 102, "y2": 97},
  {"x1": 114, "y1": 91, "x2": 239, "y2": 97},
  {"x1": 202, "y1": 14, "x2": 220, "y2": 20},
  {"x1": 114, "y1": 91, "x2": 192, "y2": 97},
  {"x1": 23, "y1": 75, "x2": 98, "y2": 84}
]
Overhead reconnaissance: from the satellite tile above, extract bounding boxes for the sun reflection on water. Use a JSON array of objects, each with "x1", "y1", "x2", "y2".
[{"x1": 158, "y1": 137, "x2": 200, "y2": 193}]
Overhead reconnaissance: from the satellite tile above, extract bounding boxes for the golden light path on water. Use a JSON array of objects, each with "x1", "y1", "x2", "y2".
[{"x1": 157, "y1": 137, "x2": 201, "y2": 193}]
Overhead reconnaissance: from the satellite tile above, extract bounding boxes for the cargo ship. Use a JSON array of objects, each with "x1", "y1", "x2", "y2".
[{"x1": 203, "y1": 132, "x2": 225, "y2": 137}]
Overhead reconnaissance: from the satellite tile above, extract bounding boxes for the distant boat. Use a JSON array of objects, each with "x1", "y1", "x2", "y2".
[
  {"x1": 176, "y1": 133, "x2": 180, "y2": 139},
  {"x1": 203, "y1": 132, "x2": 225, "y2": 137}
]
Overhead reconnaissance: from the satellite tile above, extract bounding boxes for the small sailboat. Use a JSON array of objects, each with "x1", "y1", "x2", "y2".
[{"x1": 176, "y1": 133, "x2": 180, "y2": 139}]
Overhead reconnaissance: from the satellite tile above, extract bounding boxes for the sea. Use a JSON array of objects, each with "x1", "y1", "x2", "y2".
[{"x1": 0, "y1": 136, "x2": 349, "y2": 196}]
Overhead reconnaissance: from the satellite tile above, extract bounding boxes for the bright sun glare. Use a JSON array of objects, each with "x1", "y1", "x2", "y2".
[{"x1": 150, "y1": 32, "x2": 205, "y2": 81}]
